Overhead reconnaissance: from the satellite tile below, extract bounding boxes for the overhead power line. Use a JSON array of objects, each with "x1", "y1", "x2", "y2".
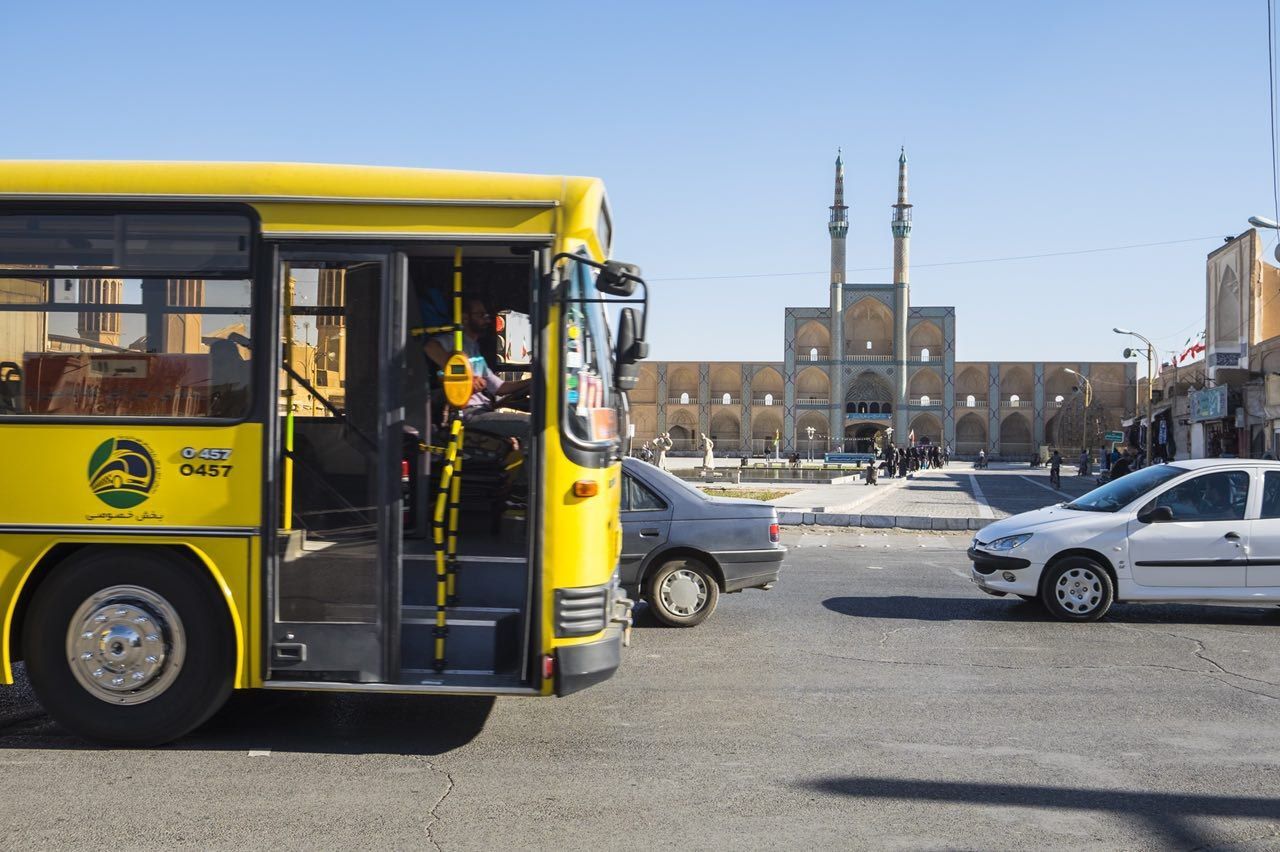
[{"x1": 650, "y1": 235, "x2": 1229, "y2": 282}]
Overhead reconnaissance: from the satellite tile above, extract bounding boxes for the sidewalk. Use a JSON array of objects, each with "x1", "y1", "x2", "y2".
[{"x1": 769, "y1": 464, "x2": 1099, "y2": 531}]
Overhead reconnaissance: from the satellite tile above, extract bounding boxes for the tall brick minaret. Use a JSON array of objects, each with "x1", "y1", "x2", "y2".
[
  {"x1": 828, "y1": 149, "x2": 848, "y2": 417},
  {"x1": 891, "y1": 148, "x2": 913, "y2": 438}
]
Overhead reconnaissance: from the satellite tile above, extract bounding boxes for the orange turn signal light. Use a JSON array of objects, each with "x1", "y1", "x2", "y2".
[{"x1": 572, "y1": 480, "x2": 599, "y2": 498}]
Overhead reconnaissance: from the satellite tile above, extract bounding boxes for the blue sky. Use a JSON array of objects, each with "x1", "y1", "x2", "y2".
[{"x1": 4, "y1": 1, "x2": 1276, "y2": 372}]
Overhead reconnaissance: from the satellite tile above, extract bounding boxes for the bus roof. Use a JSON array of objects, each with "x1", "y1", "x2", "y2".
[{"x1": 0, "y1": 161, "x2": 609, "y2": 250}]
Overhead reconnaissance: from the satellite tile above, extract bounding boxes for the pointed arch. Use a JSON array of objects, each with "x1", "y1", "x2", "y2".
[
  {"x1": 908, "y1": 320, "x2": 942, "y2": 360},
  {"x1": 795, "y1": 366, "x2": 831, "y2": 401},
  {"x1": 908, "y1": 413, "x2": 943, "y2": 446},
  {"x1": 1000, "y1": 411, "x2": 1033, "y2": 457},
  {"x1": 908, "y1": 367, "x2": 943, "y2": 398},
  {"x1": 844, "y1": 297, "x2": 894, "y2": 355},
  {"x1": 955, "y1": 412, "x2": 987, "y2": 455},
  {"x1": 710, "y1": 409, "x2": 741, "y2": 444}
]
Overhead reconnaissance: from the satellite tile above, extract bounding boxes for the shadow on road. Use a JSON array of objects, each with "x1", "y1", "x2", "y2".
[
  {"x1": 185, "y1": 691, "x2": 496, "y2": 755},
  {"x1": 822, "y1": 595, "x2": 1280, "y2": 626},
  {"x1": 801, "y1": 775, "x2": 1280, "y2": 849},
  {"x1": 0, "y1": 685, "x2": 495, "y2": 755}
]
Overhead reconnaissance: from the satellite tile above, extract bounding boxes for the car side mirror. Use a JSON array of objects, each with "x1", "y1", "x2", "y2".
[{"x1": 1138, "y1": 505, "x2": 1174, "y2": 524}]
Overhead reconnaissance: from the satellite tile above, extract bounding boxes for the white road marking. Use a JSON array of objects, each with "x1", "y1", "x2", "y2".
[
  {"x1": 1020, "y1": 475, "x2": 1071, "y2": 499},
  {"x1": 968, "y1": 474, "x2": 996, "y2": 519},
  {"x1": 248, "y1": 750, "x2": 271, "y2": 757}
]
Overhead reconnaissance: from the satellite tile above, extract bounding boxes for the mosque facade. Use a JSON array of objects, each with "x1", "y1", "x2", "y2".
[{"x1": 626, "y1": 151, "x2": 1137, "y2": 459}]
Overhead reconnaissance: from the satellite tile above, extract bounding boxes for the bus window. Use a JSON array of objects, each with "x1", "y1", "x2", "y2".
[{"x1": 0, "y1": 276, "x2": 253, "y2": 418}]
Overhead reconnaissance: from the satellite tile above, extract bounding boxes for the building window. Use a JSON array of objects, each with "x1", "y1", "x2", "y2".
[
  {"x1": 809, "y1": 347, "x2": 818, "y2": 361},
  {"x1": 919, "y1": 394, "x2": 931, "y2": 407},
  {"x1": 869, "y1": 402, "x2": 880, "y2": 413},
  {"x1": 721, "y1": 392, "x2": 731, "y2": 405},
  {"x1": 920, "y1": 347, "x2": 930, "y2": 362},
  {"x1": 1010, "y1": 394, "x2": 1020, "y2": 407},
  {"x1": 764, "y1": 393, "x2": 774, "y2": 406},
  {"x1": 679, "y1": 392, "x2": 690, "y2": 405},
  {"x1": 966, "y1": 394, "x2": 976, "y2": 407}
]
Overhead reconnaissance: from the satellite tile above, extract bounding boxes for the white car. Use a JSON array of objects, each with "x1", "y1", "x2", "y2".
[{"x1": 968, "y1": 459, "x2": 1280, "y2": 621}]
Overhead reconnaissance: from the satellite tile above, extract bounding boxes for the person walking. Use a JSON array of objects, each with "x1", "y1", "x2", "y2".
[
  {"x1": 1078, "y1": 448, "x2": 1089, "y2": 477},
  {"x1": 1049, "y1": 449, "x2": 1062, "y2": 489}
]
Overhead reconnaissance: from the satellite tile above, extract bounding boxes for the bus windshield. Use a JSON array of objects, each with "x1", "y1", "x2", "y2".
[{"x1": 562, "y1": 256, "x2": 617, "y2": 444}]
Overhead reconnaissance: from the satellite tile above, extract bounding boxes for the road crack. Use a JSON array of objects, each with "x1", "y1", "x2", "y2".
[
  {"x1": 1112, "y1": 624, "x2": 1280, "y2": 700},
  {"x1": 415, "y1": 757, "x2": 456, "y2": 852}
]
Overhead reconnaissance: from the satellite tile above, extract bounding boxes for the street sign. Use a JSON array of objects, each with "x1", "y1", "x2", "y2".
[{"x1": 1104, "y1": 431, "x2": 1124, "y2": 443}]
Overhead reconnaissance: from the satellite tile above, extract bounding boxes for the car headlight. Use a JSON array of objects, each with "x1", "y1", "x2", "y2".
[{"x1": 988, "y1": 533, "x2": 1032, "y2": 551}]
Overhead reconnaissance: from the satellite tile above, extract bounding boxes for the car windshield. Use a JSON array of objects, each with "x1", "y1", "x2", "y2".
[{"x1": 1063, "y1": 464, "x2": 1186, "y2": 512}]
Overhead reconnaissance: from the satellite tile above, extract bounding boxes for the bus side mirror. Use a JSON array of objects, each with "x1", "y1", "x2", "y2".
[
  {"x1": 615, "y1": 307, "x2": 648, "y2": 391},
  {"x1": 596, "y1": 261, "x2": 641, "y2": 297}
]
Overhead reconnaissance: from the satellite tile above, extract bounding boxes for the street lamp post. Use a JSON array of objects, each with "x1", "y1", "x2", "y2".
[
  {"x1": 1064, "y1": 368, "x2": 1092, "y2": 462},
  {"x1": 1115, "y1": 327, "x2": 1155, "y2": 467}
]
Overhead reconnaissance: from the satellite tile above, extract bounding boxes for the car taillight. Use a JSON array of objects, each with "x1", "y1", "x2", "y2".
[
  {"x1": 401, "y1": 459, "x2": 411, "y2": 482},
  {"x1": 769, "y1": 522, "x2": 780, "y2": 543}
]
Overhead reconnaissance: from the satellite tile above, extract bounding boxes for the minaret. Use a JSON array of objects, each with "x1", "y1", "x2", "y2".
[
  {"x1": 891, "y1": 148, "x2": 913, "y2": 438},
  {"x1": 828, "y1": 149, "x2": 848, "y2": 422}
]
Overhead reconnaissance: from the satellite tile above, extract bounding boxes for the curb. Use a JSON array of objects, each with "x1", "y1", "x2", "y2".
[{"x1": 778, "y1": 511, "x2": 989, "y2": 531}]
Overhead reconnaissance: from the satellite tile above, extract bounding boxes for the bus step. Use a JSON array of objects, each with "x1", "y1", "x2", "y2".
[
  {"x1": 401, "y1": 557, "x2": 527, "y2": 610},
  {"x1": 400, "y1": 606, "x2": 520, "y2": 675}
]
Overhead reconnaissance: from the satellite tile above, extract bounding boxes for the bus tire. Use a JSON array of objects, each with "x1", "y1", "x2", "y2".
[
  {"x1": 645, "y1": 557, "x2": 719, "y2": 627},
  {"x1": 22, "y1": 547, "x2": 235, "y2": 746}
]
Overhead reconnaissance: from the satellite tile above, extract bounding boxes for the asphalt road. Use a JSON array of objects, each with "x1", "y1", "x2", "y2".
[{"x1": 3, "y1": 530, "x2": 1280, "y2": 850}]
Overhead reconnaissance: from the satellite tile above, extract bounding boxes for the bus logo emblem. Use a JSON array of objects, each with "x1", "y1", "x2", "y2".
[{"x1": 88, "y1": 438, "x2": 157, "y2": 509}]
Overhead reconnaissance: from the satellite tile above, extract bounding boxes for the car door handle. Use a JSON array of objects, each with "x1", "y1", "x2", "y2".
[
  {"x1": 639, "y1": 528, "x2": 661, "y2": 537},
  {"x1": 1225, "y1": 531, "x2": 1241, "y2": 540}
]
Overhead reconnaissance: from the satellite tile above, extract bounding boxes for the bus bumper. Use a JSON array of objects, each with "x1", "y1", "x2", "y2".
[{"x1": 555, "y1": 625, "x2": 623, "y2": 696}]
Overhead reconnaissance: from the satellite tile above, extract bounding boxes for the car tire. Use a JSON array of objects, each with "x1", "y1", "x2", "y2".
[
  {"x1": 1039, "y1": 557, "x2": 1114, "y2": 622},
  {"x1": 645, "y1": 558, "x2": 719, "y2": 627},
  {"x1": 22, "y1": 547, "x2": 236, "y2": 746}
]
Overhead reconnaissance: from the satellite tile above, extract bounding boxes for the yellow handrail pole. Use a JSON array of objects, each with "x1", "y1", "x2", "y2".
[{"x1": 282, "y1": 273, "x2": 296, "y2": 529}]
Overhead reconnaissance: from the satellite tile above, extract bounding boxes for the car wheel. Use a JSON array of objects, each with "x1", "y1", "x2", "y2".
[
  {"x1": 1040, "y1": 557, "x2": 1114, "y2": 622},
  {"x1": 645, "y1": 558, "x2": 720, "y2": 627},
  {"x1": 22, "y1": 547, "x2": 235, "y2": 746}
]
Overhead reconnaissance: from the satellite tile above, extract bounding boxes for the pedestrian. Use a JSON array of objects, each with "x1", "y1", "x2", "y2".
[
  {"x1": 977, "y1": 448, "x2": 987, "y2": 469},
  {"x1": 1109, "y1": 449, "x2": 1133, "y2": 479},
  {"x1": 886, "y1": 446, "x2": 897, "y2": 478},
  {"x1": 1101, "y1": 447, "x2": 1111, "y2": 473},
  {"x1": 1078, "y1": 448, "x2": 1089, "y2": 477},
  {"x1": 1049, "y1": 449, "x2": 1062, "y2": 488}
]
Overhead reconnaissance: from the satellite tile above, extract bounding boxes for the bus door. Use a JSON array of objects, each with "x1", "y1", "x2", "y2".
[{"x1": 269, "y1": 250, "x2": 406, "y2": 682}]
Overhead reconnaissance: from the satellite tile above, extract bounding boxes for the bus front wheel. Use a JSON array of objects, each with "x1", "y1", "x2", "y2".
[{"x1": 22, "y1": 547, "x2": 235, "y2": 746}]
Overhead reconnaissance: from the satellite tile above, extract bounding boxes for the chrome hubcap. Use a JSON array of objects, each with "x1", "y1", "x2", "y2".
[
  {"x1": 660, "y1": 568, "x2": 707, "y2": 617},
  {"x1": 1055, "y1": 568, "x2": 1103, "y2": 614},
  {"x1": 66, "y1": 585, "x2": 185, "y2": 705}
]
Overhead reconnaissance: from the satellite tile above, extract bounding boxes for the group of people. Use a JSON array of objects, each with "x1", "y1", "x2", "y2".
[{"x1": 882, "y1": 443, "x2": 949, "y2": 478}]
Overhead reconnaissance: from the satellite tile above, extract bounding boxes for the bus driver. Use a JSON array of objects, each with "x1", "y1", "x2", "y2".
[{"x1": 423, "y1": 297, "x2": 531, "y2": 423}]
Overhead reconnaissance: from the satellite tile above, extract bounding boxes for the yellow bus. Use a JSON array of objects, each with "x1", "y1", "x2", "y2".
[{"x1": 0, "y1": 161, "x2": 648, "y2": 745}]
